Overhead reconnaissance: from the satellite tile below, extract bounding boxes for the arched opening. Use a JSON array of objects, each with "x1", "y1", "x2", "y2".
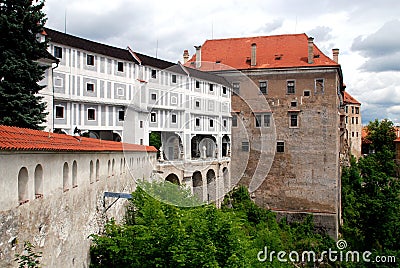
[
  {"x1": 222, "y1": 135, "x2": 230, "y2": 157},
  {"x1": 96, "y1": 159, "x2": 100, "y2": 181},
  {"x1": 107, "y1": 160, "x2": 111, "y2": 177},
  {"x1": 18, "y1": 167, "x2": 29, "y2": 204},
  {"x1": 192, "y1": 171, "x2": 203, "y2": 201},
  {"x1": 206, "y1": 169, "x2": 216, "y2": 202},
  {"x1": 34, "y1": 164, "x2": 43, "y2": 199},
  {"x1": 191, "y1": 135, "x2": 217, "y2": 159},
  {"x1": 162, "y1": 133, "x2": 183, "y2": 161},
  {"x1": 72, "y1": 161, "x2": 78, "y2": 188},
  {"x1": 90, "y1": 160, "x2": 94, "y2": 184},
  {"x1": 63, "y1": 162, "x2": 69, "y2": 192},
  {"x1": 165, "y1": 173, "x2": 180, "y2": 185},
  {"x1": 113, "y1": 132, "x2": 122, "y2": 142},
  {"x1": 223, "y1": 167, "x2": 230, "y2": 193}
]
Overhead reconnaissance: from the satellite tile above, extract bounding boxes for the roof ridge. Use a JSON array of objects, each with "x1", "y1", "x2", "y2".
[{"x1": 204, "y1": 33, "x2": 308, "y2": 42}]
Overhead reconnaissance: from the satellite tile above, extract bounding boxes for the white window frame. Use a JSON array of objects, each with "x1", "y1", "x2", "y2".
[
  {"x1": 55, "y1": 105, "x2": 65, "y2": 119},
  {"x1": 171, "y1": 114, "x2": 177, "y2": 124},
  {"x1": 171, "y1": 96, "x2": 178, "y2": 105},
  {"x1": 86, "y1": 82, "x2": 95, "y2": 92},
  {"x1": 289, "y1": 113, "x2": 299, "y2": 128},
  {"x1": 150, "y1": 112, "x2": 157, "y2": 123},
  {"x1": 118, "y1": 110, "x2": 125, "y2": 121},
  {"x1": 87, "y1": 108, "x2": 96, "y2": 121},
  {"x1": 86, "y1": 54, "x2": 95, "y2": 66},
  {"x1": 117, "y1": 61, "x2": 124, "y2": 72},
  {"x1": 117, "y1": 87, "x2": 124, "y2": 96}
]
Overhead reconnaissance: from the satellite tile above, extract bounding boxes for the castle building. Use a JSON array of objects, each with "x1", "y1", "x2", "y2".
[
  {"x1": 40, "y1": 28, "x2": 231, "y2": 202},
  {"x1": 343, "y1": 91, "x2": 362, "y2": 158},
  {"x1": 185, "y1": 34, "x2": 346, "y2": 237}
]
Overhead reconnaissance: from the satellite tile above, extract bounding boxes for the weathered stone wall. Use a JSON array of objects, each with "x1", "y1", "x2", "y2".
[
  {"x1": 229, "y1": 68, "x2": 341, "y2": 238},
  {"x1": 0, "y1": 150, "x2": 156, "y2": 267}
]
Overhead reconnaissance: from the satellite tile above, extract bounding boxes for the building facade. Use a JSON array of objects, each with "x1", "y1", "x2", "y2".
[
  {"x1": 186, "y1": 34, "x2": 345, "y2": 237},
  {"x1": 41, "y1": 28, "x2": 231, "y2": 202},
  {"x1": 343, "y1": 91, "x2": 362, "y2": 158}
]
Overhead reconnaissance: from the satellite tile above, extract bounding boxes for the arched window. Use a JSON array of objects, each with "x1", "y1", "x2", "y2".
[
  {"x1": 18, "y1": 167, "x2": 29, "y2": 205},
  {"x1": 34, "y1": 164, "x2": 43, "y2": 199},
  {"x1": 90, "y1": 160, "x2": 94, "y2": 184},
  {"x1": 63, "y1": 162, "x2": 69, "y2": 192},
  {"x1": 112, "y1": 159, "x2": 115, "y2": 176},
  {"x1": 192, "y1": 171, "x2": 203, "y2": 201},
  {"x1": 107, "y1": 160, "x2": 111, "y2": 177},
  {"x1": 96, "y1": 159, "x2": 100, "y2": 181},
  {"x1": 206, "y1": 169, "x2": 216, "y2": 203},
  {"x1": 165, "y1": 173, "x2": 180, "y2": 185},
  {"x1": 72, "y1": 161, "x2": 78, "y2": 188}
]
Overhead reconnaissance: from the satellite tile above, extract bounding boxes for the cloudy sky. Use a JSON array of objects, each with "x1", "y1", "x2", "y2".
[{"x1": 44, "y1": 0, "x2": 400, "y2": 125}]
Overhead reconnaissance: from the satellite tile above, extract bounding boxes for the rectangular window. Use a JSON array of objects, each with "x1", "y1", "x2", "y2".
[
  {"x1": 140, "y1": 120, "x2": 143, "y2": 128},
  {"x1": 86, "y1": 83, "x2": 94, "y2": 92},
  {"x1": 356, "y1": 132, "x2": 359, "y2": 137},
  {"x1": 195, "y1": 118, "x2": 200, "y2": 127},
  {"x1": 345, "y1": 106, "x2": 348, "y2": 113},
  {"x1": 233, "y1": 82, "x2": 240, "y2": 95},
  {"x1": 263, "y1": 114, "x2": 271, "y2": 127},
  {"x1": 291, "y1": 101, "x2": 297, "y2": 107},
  {"x1": 117, "y1": 62, "x2": 124, "y2": 72},
  {"x1": 209, "y1": 84, "x2": 214, "y2": 91},
  {"x1": 277, "y1": 141, "x2": 284, "y2": 153},
  {"x1": 172, "y1": 74, "x2": 177, "y2": 83},
  {"x1": 287, "y1": 80, "x2": 295, "y2": 94},
  {"x1": 55, "y1": 106, "x2": 64, "y2": 119},
  {"x1": 195, "y1": 81, "x2": 200, "y2": 88},
  {"x1": 171, "y1": 114, "x2": 177, "y2": 123},
  {"x1": 259, "y1": 81, "x2": 267, "y2": 94},
  {"x1": 209, "y1": 119, "x2": 214, "y2": 128},
  {"x1": 151, "y1": 93, "x2": 157, "y2": 100},
  {"x1": 255, "y1": 114, "x2": 262, "y2": 128},
  {"x1": 345, "y1": 116, "x2": 348, "y2": 124},
  {"x1": 351, "y1": 106, "x2": 354, "y2": 114},
  {"x1": 223, "y1": 119, "x2": 227, "y2": 128},
  {"x1": 355, "y1": 107, "x2": 360, "y2": 114},
  {"x1": 140, "y1": 139, "x2": 143, "y2": 145},
  {"x1": 151, "y1": 69, "x2": 157, "y2": 79},
  {"x1": 150, "y1": 112, "x2": 157, "y2": 123},
  {"x1": 54, "y1": 46, "x2": 62, "y2": 58},
  {"x1": 356, "y1": 117, "x2": 359, "y2": 124},
  {"x1": 352, "y1": 132, "x2": 354, "y2": 137},
  {"x1": 352, "y1": 117, "x2": 354, "y2": 124},
  {"x1": 222, "y1": 86, "x2": 227, "y2": 95},
  {"x1": 118, "y1": 110, "x2": 125, "y2": 121},
  {"x1": 303, "y1": 90, "x2": 311, "y2": 97},
  {"x1": 195, "y1": 100, "x2": 200, "y2": 108},
  {"x1": 87, "y1": 54, "x2": 95, "y2": 66},
  {"x1": 290, "y1": 113, "x2": 298, "y2": 127},
  {"x1": 232, "y1": 115, "x2": 238, "y2": 127},
  {"x1": 242, "y1": 141, "x2": 249, "y2": 152},
  {"x1": 171, "y1": 96, "x2": 177, "y2": 105},
  {"x1": 87, "y1": 108, "x2": 96, "y2": 121},
  {"x1": 315, "y1": 78, "x2": 324, "y2": 93}
]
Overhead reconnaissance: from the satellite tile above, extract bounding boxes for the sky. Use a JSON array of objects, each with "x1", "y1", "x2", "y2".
[{"x1": 43, "y1": 0, "x2": 400, "y2": 125}]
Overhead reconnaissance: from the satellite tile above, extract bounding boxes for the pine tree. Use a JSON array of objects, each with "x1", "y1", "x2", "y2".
[{"x1": 0, "y1": 0, "x2": 49, "y2": 129}]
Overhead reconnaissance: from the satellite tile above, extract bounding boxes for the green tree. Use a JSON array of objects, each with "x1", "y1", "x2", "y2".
[
  {"x1": 341, "y1": 119, "x2": 400, "y2": 267},
  {"x1": 14, "y1": 241, "x2": 42, "y2": 268},
  {"x1": 366, "y1": 119, "x2": 396, "y2": 153},
  {"x1": 0, "y1": 0, "x2": 49, "y2": 129}
]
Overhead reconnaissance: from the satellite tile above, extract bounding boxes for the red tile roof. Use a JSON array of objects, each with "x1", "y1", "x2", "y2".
[
  {"x1": 185, "y1": 34, "x2": 339, "y2": 71},
  {"x1": 0, "y1": 125, "x2": 157, "y2": 152},
  {"x1": 343, "y1": 91, "x2": 361, "y2": 105}
]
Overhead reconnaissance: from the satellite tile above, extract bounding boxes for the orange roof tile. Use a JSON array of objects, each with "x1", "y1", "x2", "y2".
[
  {"x1": 0, "y1": 125, "x2": 157, "y2": 152},
  {"x1": 185, "y1": 34, "x2": 339, "y2": 71},
  {"x1": 343, "y1": 91, "x2": 361, "y2": 105}
]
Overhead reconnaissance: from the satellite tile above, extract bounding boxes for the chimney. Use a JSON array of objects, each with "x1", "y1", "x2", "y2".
[
  {"x1": 307, "y1": 37, "x2": 314, "y2": 64},
  {"x1": 194, "y1": 45, "x2": 201, "y2": 69},
  {"x1": 183, "y1": 50, "x2": 190, "y2": 64},
  {"x1": 332, "y1": 48, "x2": 339, "y2": 63},
  {"x1": 251, "y1": 43, "x2": 257, "y2": 66}
]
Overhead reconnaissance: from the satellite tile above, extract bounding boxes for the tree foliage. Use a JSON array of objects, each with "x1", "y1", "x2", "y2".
[
  {"x1": 90, "y1": 182, "x2": 335, "y2": 267},
  {"x1": 0, "y1": 0, "x2": 49, "y2": 129},
  {"x1": 14, "y1": 241, "x2": 42, "y2": 268},
  {"x1": 341, "y1": 119, "x2": 400, "y2": 267}
]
